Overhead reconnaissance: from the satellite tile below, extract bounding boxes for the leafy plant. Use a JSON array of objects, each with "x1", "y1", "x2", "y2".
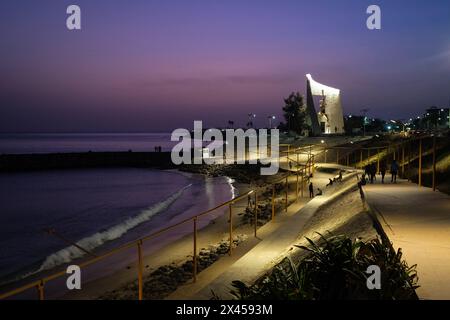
[{"x1": 230, "y1": 233, "x2": 418, "y2": 300}]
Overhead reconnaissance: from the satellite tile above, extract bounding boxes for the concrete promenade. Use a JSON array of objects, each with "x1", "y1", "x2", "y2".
[
  {"x1": 364, "y1": 180, "x2": 450, "y2": 300},
  {"x1": 168, "y1": 171, "x2": 358, "y2": 300}
]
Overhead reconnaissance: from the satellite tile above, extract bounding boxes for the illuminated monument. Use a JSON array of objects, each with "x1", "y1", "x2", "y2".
[{"x1": 305, "y1": 74, "x2": 345, "y2": 135}]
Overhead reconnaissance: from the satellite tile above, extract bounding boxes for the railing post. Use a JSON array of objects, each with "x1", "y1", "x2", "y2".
[
  {"x1": 296, "y1": 171, "x2": 299, "y2": 200},
  {"x1": 308, "y1": 154, "x2": 311, "y2": 175},
  {"x1": 271, "y1": 186, "x2": 275, "y2": 221},
  {"x1": 360, "y1": 149, "x2": 363, "y2": 169},
  {"x1": 37, "y1": 280, "x2": 45, "y2": 300},
  {"x1": 193, "y1": 217, "x2": 198, "y2": 281},
  {"x1": 285, "y1": 175, "x2": 288, "y2": 212},
  {"x1": 419, "y1": 138, "x2": 423, "y2": 187},
  {"x1": 432, "y1": 136, "x2": 436, "y2": 191},
  {"x1": 312, "y1": 154, "x2": 315, "y2": 173},
  {"x1": 377, "y1": 148, "x2": 380, "y2": 173},
  {"x1": 324, "y1": 149, "x2": 327, "y2": 163},
  {"x1": 254, "y1": 192, "x2": 258, "y2": 237},
  {"x1": 137, "y1": 239, "x2": 144, "y2": 300},
  {"x1": 229, "y1": 205, "x2": 233, "y2": 255},
  {"x1": 401, "y1": 143, "x2": 405, "y2": 177},
  {"x1": 407, "y1": 140, "x2": 411, "y2": 179},
  {"x1": 336, "y1": 149, "x2": 339, "y2": 164},
  {"x1": 301, "y1": 170, "x2": 304, "y2": 198}
]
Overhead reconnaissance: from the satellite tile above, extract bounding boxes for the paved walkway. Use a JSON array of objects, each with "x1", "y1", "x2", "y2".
[
  {"x1": 168, "y1": 171, "x2": 358, "y2": 300},
  {"x1": 363, "y1": 180, "x2": 450, "y2": 300}
]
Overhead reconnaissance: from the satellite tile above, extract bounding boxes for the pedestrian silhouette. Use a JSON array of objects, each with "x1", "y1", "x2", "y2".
[
  {"x1": 326, "y1": 178, "x2": 333, "y2": 187},
  {"x1": 380, "y1": 162, "x2": 386, "y2": 184},
  {"x1": 369, "y1": 163, "x2": 376, "y2": 184},
  {"x1": 391, "y1": 159, "x2": 399, "y2": 183},
  {"x1": 309, "y1": 182, "x2": 314, "y2": 198}
]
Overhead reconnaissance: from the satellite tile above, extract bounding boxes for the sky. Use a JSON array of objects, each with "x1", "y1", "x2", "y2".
[{"x1": 1, "y1": 0, "x2": 450, "y2": 133}]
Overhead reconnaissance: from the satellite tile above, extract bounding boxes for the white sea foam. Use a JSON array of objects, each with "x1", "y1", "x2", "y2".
[
  {"x1": 226, "y1": 176, "x2": 238, "y2": 199},
  {"x1": 30, "y1": 184, "x2": 191, "y2": 276}
]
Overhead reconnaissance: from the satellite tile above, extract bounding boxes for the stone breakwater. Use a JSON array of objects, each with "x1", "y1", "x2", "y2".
[{"x1": 0, "y1": 152, "x2": 174, "y2": 172}]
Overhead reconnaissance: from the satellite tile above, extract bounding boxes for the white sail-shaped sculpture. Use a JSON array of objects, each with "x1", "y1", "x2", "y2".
[{"x1": 306, "y1": 74, "x2": 345, "y2": 134}]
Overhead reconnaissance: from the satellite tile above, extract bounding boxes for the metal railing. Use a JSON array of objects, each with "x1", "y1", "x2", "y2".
[
  {"x1": 9, "y1": 132, "x2": 444, "y2": 300},
  {"x1": 0, "y1": 144, "x2": 316, "y2": 300},
  {"x1": 319, "y1": 134, "x2": 444, "y2": 190}
]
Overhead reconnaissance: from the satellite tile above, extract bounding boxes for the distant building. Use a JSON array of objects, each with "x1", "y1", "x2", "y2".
[{"x1": 305, "y1": 74, "x2": 345, "y2": 135}]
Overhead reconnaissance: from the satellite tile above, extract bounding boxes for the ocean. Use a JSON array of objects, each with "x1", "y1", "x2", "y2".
[
  {"x1": 0, "y1": 133, "x2": 180, "y2": 154},
  {"x1": 0, "y1": 134, "x2": 236, "y2": 287}
]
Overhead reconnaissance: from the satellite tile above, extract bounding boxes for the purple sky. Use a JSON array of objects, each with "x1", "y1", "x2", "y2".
[{"x1": 1, "y1": 0, "x2": 450, "y2": 132}]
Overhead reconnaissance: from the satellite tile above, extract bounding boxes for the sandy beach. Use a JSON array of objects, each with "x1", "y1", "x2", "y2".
[
  {"x1": 58, "y1": 163, "x2": 361, "y2": 300},
  {"x1": 61, "y1": 174, "x2": 281, "y2": 299}
]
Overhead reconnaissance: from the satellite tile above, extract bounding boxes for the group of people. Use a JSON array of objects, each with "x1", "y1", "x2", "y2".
[
  {"x1": 362, "y1": 159, "x2": 399, "y2": 185},
  {"x1": 309, "y1": 158, "x2": 401, "y2": 199},
  {"x1": 308, "y1": 170, "x2": 344, "y2": 198},
  {"x1": 326, "y1": 171, "x2": 343, "y2": 187},
  {"x1": 154, "y1": 146, "x2": 163, "y2": 152}
]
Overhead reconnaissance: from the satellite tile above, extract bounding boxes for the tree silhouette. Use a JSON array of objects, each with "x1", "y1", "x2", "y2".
[{"x1": 282, "y1": 92, "x2": 309, "y2": 134}]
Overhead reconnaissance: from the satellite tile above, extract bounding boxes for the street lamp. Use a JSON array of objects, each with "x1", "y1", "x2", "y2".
[
  {"x1": 247, "y1": 113, "x2": 256, "y2": 128},
  {"x1": 267, "y1": 115, "x2": 276, "y2": 129},
  {"x1": 390, "y1": 119, "x2": 406, "y2": 133},
  {"x1": 360, "y1": 108, "x2": 369, "y2": 136}
]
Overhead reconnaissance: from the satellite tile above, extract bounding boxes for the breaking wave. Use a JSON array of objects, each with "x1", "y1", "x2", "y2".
[{"x1": 27, "y1": 184, "x2": 191, "y2": 278}]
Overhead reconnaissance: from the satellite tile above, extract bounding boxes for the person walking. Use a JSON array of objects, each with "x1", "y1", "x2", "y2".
[
  {"x1": 370, "y1": 163, "x2": 376, "y2": 184},
  {"x1": 391, "y1": 159, "x2": 399, "y2": 183},
  {"x1": 380, "y1": 162, "x2": 387, "y2": 184},
  {"x1": 309, "y1": 182, "x2": 314, "y2": 198}
]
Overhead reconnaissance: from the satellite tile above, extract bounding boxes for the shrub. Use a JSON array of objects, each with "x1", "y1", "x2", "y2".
[{"x1": 230, "y1": 233, "x2": 418, "y2": 300}]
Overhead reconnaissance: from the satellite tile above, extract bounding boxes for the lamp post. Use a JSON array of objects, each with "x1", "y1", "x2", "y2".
[
  {"x1": 361, "y1": 108, "x2": 369, "y2": 136},
  {"x1": 288, "y1": 113, "x2": 294, "y2": 132},
  {"x1": 247, "y1": 113, "x2": 256, "y2": 128},
  {"x1": 268, "y1": 115, "x2": 276, "y2": 129}
]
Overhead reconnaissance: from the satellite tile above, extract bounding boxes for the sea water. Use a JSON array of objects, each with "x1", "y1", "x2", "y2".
[{"x1": 0, "y1": 168, "x2": 236, "y2": 286}]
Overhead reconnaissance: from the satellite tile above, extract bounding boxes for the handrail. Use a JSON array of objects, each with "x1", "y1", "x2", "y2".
[
  {"x1": 0, "y1": 189, "x2": 255, "y2": 300},
  {"x1": 0, "y1": 143, "x2": 311, "y2": 300},
  {"x1": 3, "y1": 134, "x2": 440, "y2": 299}
]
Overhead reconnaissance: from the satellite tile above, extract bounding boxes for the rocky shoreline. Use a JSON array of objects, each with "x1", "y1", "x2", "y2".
[
  {"x1": 99, "y1": 235, "x2": 247, "y2": 300},
  {"x1": 97, "y1": 166, "x2": 294, "y2": 300}
]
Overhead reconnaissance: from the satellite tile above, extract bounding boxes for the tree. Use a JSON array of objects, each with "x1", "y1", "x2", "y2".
[{"x1": 282, "y1": 92, "x2": 308, "y2": 135}]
